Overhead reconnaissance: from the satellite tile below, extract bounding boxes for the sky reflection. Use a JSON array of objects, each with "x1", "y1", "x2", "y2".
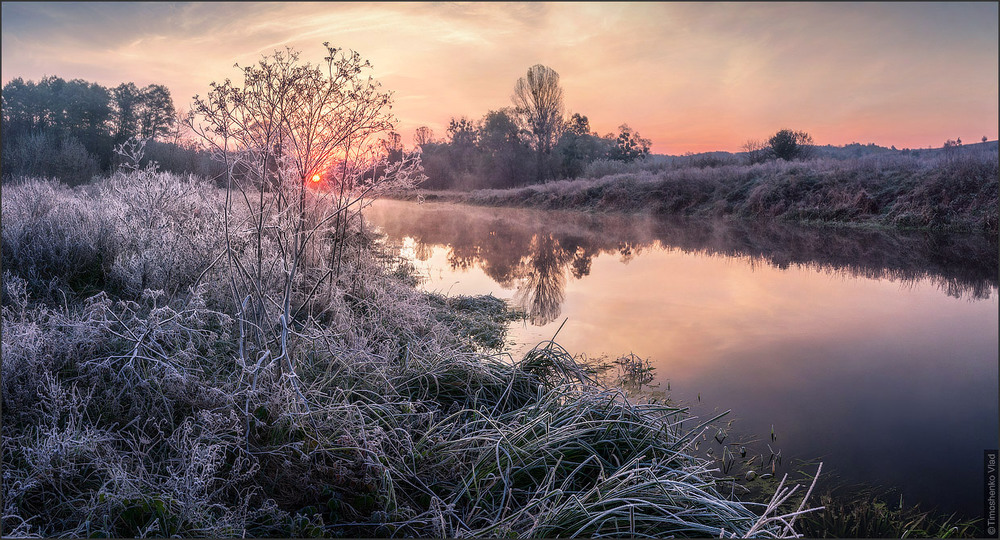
[{"x1": 365, "y1": 199, "x2": 998, "y2": 517}]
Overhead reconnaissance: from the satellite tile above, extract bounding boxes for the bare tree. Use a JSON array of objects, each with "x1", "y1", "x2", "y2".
[
  {"x1": 187, "y1": 43, "x2": 422, "y2": 429},
  {"x1": 512, "y1": 64, "x2": 564, "y2": 182},
  {"x1": 413, "y1": 125, "x2": 434, "y2": 147},
  {"x1": 943, "y1": 138, "x2": 962, "y2": 161},
  {"x1": 384, "y1": 131, "x2": 402, "y2": 154},
  {"x1": 742, "y1": 138, "x2": 771, "y2": 164}
]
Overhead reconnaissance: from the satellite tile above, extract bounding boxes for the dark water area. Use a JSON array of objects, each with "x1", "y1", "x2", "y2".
[{"x1": 364, "y1": 199, "x2": 999, "y2": 519}]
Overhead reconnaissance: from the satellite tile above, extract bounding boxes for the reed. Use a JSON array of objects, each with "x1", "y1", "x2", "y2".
[{"x1": 794, "y1": 486, "x2": 982, "y2": 538}]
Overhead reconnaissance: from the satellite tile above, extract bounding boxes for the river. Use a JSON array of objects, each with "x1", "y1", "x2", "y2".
[{"x1": 363, "y1": 198, "x2": 999, "y2": 519}]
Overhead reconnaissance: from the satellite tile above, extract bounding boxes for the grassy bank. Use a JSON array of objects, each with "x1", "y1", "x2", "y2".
[
  {"x1": 400, "y1": 148, "x2": 999, "y2": 235},
  {"x1": 1, "y1": 173, "x2": 818, "y2": 537}
]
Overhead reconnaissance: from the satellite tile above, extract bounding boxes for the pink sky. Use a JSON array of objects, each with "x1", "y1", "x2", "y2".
[{"x1": 2, "y1": 2, "x2": 997, "y2": 154}]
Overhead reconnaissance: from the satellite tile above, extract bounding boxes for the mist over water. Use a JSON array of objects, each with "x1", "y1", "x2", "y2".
[{"x1": 365, "y1": 199, "x2": 998, "y2": 518}]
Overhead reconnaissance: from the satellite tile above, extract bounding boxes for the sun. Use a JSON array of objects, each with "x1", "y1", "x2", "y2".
[{"x1": 311, "y1": 174, "x2": 321, "y2": 183}]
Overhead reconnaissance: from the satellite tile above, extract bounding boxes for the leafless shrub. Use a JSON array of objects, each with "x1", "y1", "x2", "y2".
[
  {"x1": 114, "y1": 136, "x2": 151, "y2": 175},
  {"x1": 743, "y1": 138, "x2": 773, "y2": 165},
  {"x1": 100, "y1": 168, "x2": 226, "y2": 300},
  {"x1": 1, "y1": 178, "x2": 112, "y2": 298}
]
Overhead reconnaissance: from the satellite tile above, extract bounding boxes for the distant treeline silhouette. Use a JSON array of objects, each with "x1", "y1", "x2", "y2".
[
  {"x1": 412, "y1": 64, "x2": 653, "y2": 190},
  {"x1": 415, "y1": 112, "x2": 653, "y2": 190},
  {"x1": 2, "y1": 76, "x2": 223, "y2": 184}
]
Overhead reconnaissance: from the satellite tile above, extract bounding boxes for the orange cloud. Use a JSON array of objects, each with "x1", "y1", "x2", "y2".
[{"x1": 3, "y1": 2, "x2": 996, "y2": 154}]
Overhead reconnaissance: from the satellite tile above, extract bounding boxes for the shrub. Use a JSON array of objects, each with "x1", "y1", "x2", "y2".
[
  {"x1": 99, "y1": 168, "x2": 226, "y2": 299},
  {"x1": 1, "y1": 178, "x2": 112, "y2": 298},
  {"x1": 1, "y1": 132, "x2": 99, "y2": 185}
]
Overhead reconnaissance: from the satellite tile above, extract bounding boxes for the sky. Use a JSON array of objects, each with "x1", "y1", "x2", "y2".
[{"x1": 2, "y1": 2, "x2": 997, "y2": 154}]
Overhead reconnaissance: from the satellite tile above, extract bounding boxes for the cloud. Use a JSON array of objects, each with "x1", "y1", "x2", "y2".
[{"x1": 2, "y1": 2, "x2": 996, "y2": 153}]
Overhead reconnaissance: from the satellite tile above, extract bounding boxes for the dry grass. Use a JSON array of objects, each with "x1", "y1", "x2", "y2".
[
  {"x1": 442, "y1": 146, "x2": 999, "y2": 235},
  {"x1": 2, "y1": 173, "x2": 821, "y2": 537}
]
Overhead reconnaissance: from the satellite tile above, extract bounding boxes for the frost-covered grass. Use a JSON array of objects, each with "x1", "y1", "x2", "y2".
[
  {"x1": 433, "y1": 147, "x2": 1000, "y2": 235},
  {"x1": 2, "y1": 172, "x2": 820, "y2": 537}
]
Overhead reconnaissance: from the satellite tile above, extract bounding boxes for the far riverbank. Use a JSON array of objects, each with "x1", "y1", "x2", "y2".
[{"x1": 391, "y1": 149, "x2": 998, "y2": 235}]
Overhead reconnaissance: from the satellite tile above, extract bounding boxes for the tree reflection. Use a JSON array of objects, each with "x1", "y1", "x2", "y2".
[
  {"x1": 365, "y1": 201, "x2": 999, "y2": 326},
  {"x1": 570, "y1": 246, "x2": 596, "y2": 279},
  {"x1": 513, "y1": 234, "x2": 569, "y2": 325}
]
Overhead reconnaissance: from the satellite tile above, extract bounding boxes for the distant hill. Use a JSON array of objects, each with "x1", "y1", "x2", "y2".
[
  {"x1": 810, "y1": 140, "x2": 998, "y2": 159},
  {"x1": 651, "y1": 139, "x2": 997, "y2": 166}
]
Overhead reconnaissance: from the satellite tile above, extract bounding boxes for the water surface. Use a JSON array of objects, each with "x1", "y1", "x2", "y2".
[{"x1": 365, "y1": 199, "x2": 998, "y2": 518}]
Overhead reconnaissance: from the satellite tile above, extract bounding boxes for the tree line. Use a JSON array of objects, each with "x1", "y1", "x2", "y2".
[
  {"x1": 414, "y1": 64, "x2": 652, "y2": 190},
  {"x1": 3, "y1": 68, "x2": 826, "y2": 190},
  {"x1": 2, "y1": 75, "x2": 221, "y2": 184}
]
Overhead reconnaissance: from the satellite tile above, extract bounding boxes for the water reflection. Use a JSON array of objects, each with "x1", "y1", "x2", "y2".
[
  {"x1": 367, "y1": 200, "x2": 997, "y2": 325},
  {"x1": 364, "y1": 199, "x2": 997, "y2": 518}
]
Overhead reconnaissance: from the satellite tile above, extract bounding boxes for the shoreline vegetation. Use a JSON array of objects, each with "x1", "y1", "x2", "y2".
[
  {"x1": 393, "y1": 145, "x2": 999, "y2": 236},
  {"x1": 3, "y1": 172, "x2": 984, "y2": 538},
  {"x1": 3, "y1": 172, "x2": 822, "y2": 538}
]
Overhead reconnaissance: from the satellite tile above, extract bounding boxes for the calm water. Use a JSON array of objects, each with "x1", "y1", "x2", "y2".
[{"x1": 364, "y1": 199, "x2": 999, "y2": 518}]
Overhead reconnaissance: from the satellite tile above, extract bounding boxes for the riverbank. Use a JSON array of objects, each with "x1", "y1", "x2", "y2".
[
  {"x1": 1, "y1": 173, "x2": 816, "y2": 537},
  {"x1": 364, "y1": 197, "x2": 994, "y2": 536},
  {"x1": 394, "y1": 149, "x2": 999, "y2": 235}
]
